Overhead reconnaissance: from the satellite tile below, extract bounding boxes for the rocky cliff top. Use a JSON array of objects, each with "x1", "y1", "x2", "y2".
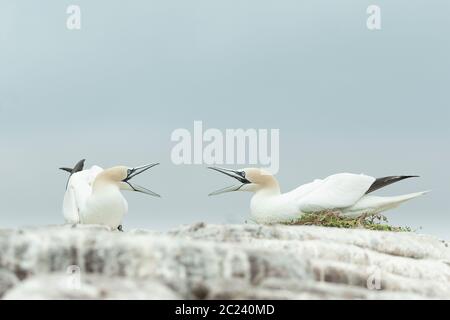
[{"x1": 0, "y1": 223, "x2": 449, "y2": 299}]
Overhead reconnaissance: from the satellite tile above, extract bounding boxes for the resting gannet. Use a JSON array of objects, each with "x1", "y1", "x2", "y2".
[
  {"x1": 208, "y1": 167, "x2": 428, "y2": 224},
  {"x1": 60, "y1": 160, "x2": 160, "y2": 231}
]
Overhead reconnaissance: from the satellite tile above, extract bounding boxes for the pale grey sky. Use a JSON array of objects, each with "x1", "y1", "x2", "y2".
[{"x1": 0, "y1": 1, "x2": 449, "y2": 239}]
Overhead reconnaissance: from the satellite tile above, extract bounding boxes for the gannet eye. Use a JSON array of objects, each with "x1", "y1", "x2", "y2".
[
  {"x1": 127, "y1": 169, "x2": 132, "y2": 177},
  {"x1": 240, "y1": 171, "x2": 246, "y2": 178}
]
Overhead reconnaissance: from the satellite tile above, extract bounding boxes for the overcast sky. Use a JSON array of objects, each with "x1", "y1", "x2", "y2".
[{"x1": 0, "y1": 1, "x2": 448, "y2": 239}]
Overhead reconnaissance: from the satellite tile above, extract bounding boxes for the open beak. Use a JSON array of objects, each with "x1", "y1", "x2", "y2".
[
  {"x1": 122, "y1": 163, "x2": 161, "y2": 197},
  {"x1": 208, "y1": 166, "x2": 251, "y2": 196}
]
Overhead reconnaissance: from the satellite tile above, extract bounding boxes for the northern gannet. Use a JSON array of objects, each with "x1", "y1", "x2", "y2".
[
  {"x1": 208, "y1": 167, "x2": 428, "y2": 224},
  {"x1": 60, "y1": 160, "x2": 160, "y2": 231}
]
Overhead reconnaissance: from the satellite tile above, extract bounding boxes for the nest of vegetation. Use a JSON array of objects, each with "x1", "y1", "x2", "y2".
[{"x1": 285, "y1": 212, "x2": 412, "y2": 232}]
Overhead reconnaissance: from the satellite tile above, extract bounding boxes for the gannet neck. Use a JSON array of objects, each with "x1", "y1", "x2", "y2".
[
  {"x1": 254, "y1": 174, "x2": 281, "y2": 196},
  {"x1": 250, "y1": 179, "x2": 297, "y2": 224},
  {"x1": 92, "y1": 179, "x2": 119, "y2": 194},
  {"x1": 92, "y1": 169, "x2": 123, "y2": 194},
  {"x1": 251, "y1": 176, "x2": 281, "y2": 210}
]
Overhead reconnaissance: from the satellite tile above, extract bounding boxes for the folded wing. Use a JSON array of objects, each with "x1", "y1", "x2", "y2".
[
  {"x1": 63, "y1": 166, "x2": 103, "y2": 224},
  {"x1": 297, "y1": 173, "x2": 376, "y2": 213}
]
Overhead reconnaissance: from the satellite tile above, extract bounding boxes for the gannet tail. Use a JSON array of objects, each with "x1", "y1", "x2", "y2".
[
  {"x1": 366, "y1": 176, "x2": 419, "y2": 194},
  {"x1": 59, "y1": 159, "x2": 85, "y2": 175},
  {"x1": 60, "y1": 159, "x2": 86, "y2": 189},
  {"x1": 343, "y1": 191, "x2": 430, "y2": 217}
]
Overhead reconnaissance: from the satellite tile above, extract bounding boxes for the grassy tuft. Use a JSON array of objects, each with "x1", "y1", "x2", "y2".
[{"x1": 284, "y1": 211, "x2": 412, "y2": 232}]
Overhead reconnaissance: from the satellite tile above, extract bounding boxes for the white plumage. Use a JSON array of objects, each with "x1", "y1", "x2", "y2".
[
  {"x1": 61, "y1": 162, "x2": 160, "y2": 229},
  {"x1": 295, "y1": 173, "x2": 376, "y2": 213},
  {"x1": 209, "y1": 167, "x2": 428, "y2": 224},
  {"x1": 63, "y1": 165, "x2": 104, "y2": 224},
  {"x1": 63, "y1": 165, "x2": 127, "y2": 228}
]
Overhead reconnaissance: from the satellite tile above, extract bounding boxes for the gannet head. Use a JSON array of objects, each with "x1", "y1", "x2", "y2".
[
  {"x1": 208, "y1": 167, "x2": 278, "y2": 196},
  {"x1": 95, "y1": 163, "x2": 161, "y2": 197}
]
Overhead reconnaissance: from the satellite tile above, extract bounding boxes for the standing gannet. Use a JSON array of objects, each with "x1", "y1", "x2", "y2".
[
  {"x1": 60, "y1": 160, "x2": 160, "y2": 231},
  {"x1": 208, "y1": 167, "x2": 429, "y2": 224}
]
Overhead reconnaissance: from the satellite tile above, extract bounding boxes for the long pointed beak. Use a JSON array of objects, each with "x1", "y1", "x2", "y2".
[
  {"x1": 127, "y1": 184, "x2": 161, "y2": 197},
  {"x1": 123, "y1": 163, "x2": 161, "y2": 197},
  {"x1": 208, "y1": 166, "x2": 250, "y2": 196},
  {"x1": 208, "y1": 166, "x2": 249, "y2": 183},
  {"x1": 127, "y1": 163, "x2": 159, "y2": 180},
  {"x1": 208, "y1": 184, "x2": 245, "y2": 196}
]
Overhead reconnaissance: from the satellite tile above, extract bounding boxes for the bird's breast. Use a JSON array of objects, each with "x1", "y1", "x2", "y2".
[
  {"x1": 81, "y1": 190, "x2": 128, "y2": 229},
  {"x1": 250, "y1": 194, "x2": 300, "y2": 223}
]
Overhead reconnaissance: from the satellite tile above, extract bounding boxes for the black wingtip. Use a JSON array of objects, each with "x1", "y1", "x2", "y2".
[
  {"x1": 59, "y1": 159, "x2": 86, "y2": 175},
  {"x1": 61, "y1": 159, "x2": 86, "y2": 190},
  {"x1": 366, "y1": 175, "x2": 420, "y2": 194},
  {"x1": 72, "y1": 159, "x2": 85, "y2": 173}
]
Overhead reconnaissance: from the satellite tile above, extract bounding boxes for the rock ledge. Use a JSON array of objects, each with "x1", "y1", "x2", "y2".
[{"x1": 0, "y1": 223, "x2": 449, "y2": 299}]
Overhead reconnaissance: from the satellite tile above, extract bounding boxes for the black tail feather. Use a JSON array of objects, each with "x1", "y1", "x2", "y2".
[
  {"x1": 71, "y1": 159, "x2": 85, "y2": 174},
  {"x1": 366, "y1": 175, "x2": 419, "y2": 194},
  {"x1": 59, "y1": 159, "x2": 85, "y2": 175},
  {"x1": 60, "y1": 159, "x2": 86, "y2": 189}
]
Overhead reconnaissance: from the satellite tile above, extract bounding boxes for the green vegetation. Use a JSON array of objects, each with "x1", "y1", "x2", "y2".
[{"x1": 285, "y1": 212, "x2": 412, "y2": 232}]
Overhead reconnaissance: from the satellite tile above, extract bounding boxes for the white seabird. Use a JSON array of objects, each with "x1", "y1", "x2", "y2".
[
  {"x1": 60, "y1": 159, "x2": 160, "y2": 230},
  {"x1": 208, "y1": 167, "x2": 429, "y2": 224}
]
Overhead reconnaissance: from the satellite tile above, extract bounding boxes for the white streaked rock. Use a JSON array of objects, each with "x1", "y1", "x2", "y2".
[
  {"x1": 0, "y1": 269, "x2": 19, "y2": 297},
  {"x1": 3, "y1": 274, "x2": 180, "y2": 300},
  {"x1": 0, "y1": 223, "x2": 449, "y2": 299}
]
